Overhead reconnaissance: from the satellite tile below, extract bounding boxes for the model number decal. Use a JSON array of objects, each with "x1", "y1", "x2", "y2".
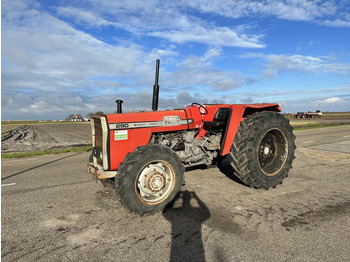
[
  {"x1": 109, "y1": 117, "x2": 193, "y2": 130},
  {"x1": 114, "y1": 130, "x2": 128, "y2": 141},
  {"x1": 115, "y1": 123, "x2": 129, "y2": 129}
]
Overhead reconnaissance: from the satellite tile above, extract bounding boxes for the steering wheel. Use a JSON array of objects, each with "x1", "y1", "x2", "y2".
[{"x1": 191, "y1": 103, "x2": 208, "y2": 115}]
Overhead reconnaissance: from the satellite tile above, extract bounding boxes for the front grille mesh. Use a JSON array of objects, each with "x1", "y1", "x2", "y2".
[{"x1": 94, "y1": 117, "x2": 104, "y2": 166}]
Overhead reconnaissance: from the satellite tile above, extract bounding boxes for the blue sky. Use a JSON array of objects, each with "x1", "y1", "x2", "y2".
[{"x1": 2, "y1": 0, "x2": 350, "y2": 120}]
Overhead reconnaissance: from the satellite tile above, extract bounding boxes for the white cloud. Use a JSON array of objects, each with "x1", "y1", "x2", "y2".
[
  {"x1": 201, "y1": 48, "x2": 223, "y2": 63},
  {"x1": 3, "y1": 0, "x2": 258, "y2": 120},
  {"x1": 149, "y1": 26, "x2": 265, "y2": 48},
  {"x1": 263, "y1": 54, "x2": 322, "y2": 77},
  {"x1": 54, "y1": 0, "x2": 265, "y2": 48},
  {"x1": 177, "y1": 0, "x2": 350, "y2": 29},
  {"x1": 313, "y1": 97, "x2": 346, "y2": 107},
  {"x1": 182, "y1": 0, "x2": 339, "y2": 23},
  {"x1": 56, "y1": 7, "x2": 119, "y2": 28},
  {"x1": 169, "y1": 51, "x2": 255, "y2": 91},
  {"x1": 2, "y1": 1, "x2": 185, "y2": 96},
  {"x1": 2, "y1": 93, "x2": 98, "y2": 120},
  {"x1": 321, "y1": 18, "x2": 350, "y2": 28},
  {"x1": 258, "y1": 54, "x2": 350, "y2": 78}
]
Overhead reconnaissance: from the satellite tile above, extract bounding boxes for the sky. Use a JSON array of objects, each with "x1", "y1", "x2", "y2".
[{"x1": 2, "y1": 0, "x2": 350, "y2": 120}]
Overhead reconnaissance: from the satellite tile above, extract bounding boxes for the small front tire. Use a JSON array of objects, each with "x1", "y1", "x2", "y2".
[{"x1": 115, "y1": 144, "x2": 184, "y2": 215}]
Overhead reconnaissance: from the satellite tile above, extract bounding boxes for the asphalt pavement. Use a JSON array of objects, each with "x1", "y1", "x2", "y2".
[{"x1": 1, "y1": 126, "x2": 350, "y2": 262}]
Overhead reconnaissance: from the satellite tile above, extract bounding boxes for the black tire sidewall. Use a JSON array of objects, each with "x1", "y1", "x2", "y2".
[
  {"x1": 115, "y1": 144, "x2": 184, "y2": 215},
  {"x1": 250, "y1": 116, "x2": 294, "y2": 184},
  {"x1": 231, "y1": 111, "x2": 295, "y2": 189}
]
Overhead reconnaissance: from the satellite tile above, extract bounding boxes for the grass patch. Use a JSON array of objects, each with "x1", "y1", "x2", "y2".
[
  {"x1": 290, "y1": 120, "x2": 319, "y2": 127},
  {"x1": 2, "y1": 145, "x2": 92, "y2": 159},
  {"x1": 322, "y1": 112, "x2": 350, "y2": 118},
  {"x1": 293, "y1": 123, "x2": 350, "y2": 131}
]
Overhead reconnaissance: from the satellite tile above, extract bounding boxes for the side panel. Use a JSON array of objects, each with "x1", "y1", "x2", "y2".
[
  {"x1": 109, "y1": 128, "x2": 152, "y2": 170},
  {"x1": 220, "y1": 103, "x2": 281, "y2": 156},
  {"x1": 106, "y1": 107, "x2": 204, "y2": 170}
]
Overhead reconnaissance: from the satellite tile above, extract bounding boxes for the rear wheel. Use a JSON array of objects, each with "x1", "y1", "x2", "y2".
[
  {"x1": 115, "y1": 144, "x2": 184, "y2": 215},
  {"x1": 229, "y1": 111, "x2": 295, "y2": 189}
]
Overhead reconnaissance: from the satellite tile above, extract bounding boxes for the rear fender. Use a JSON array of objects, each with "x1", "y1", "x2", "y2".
[{"x1": 220, "y1": 104, "x2": 281, "y2": 156}]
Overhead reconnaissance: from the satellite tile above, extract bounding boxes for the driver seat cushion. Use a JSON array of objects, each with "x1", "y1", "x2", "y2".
[{"x1": 204, "y1": 107, "x2": 230, "y2": 127}]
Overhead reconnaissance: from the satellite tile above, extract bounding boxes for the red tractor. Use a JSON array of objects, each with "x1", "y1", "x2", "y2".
[{"x1": 88, "y1": 60, "x2": 296, "y2": 215}]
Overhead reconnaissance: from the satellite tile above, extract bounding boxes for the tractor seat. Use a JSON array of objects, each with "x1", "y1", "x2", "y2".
[
  {"x1": 203, "y1": 107, "x2": 230, "y2": 127},
  {"x1": 203, "y1": 121, "x2": 227, "y2": 127}
]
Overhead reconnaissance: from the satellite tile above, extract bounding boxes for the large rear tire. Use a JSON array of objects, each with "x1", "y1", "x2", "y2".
[
  {"x1": 115, "y1": 144, "x2": 184, "y2": 215},
  {"x1": 229, "y1": 111, "x2": 295, "y2": 189}
]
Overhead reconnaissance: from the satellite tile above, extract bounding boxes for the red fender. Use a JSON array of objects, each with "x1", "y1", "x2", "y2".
[{"x1": 220, "y1": 103, "x2": 281, "y2": 156}]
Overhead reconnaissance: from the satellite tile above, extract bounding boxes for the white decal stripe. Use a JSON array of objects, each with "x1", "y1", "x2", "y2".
[{"x1": 109, "y1": 119, "x2": 193, "y2": 130}]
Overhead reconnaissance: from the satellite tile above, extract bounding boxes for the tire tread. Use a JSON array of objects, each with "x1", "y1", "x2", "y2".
[{"x1": 228, "y1": 111, "x2": 296, "y2": 189}]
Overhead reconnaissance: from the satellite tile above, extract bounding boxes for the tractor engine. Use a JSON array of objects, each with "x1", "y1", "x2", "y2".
[{"x1": 152, "y1": 130, "x2": 222, "y2": 167}]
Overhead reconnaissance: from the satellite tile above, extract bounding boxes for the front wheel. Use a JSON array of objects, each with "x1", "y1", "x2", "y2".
[
  {"x1": 115, "y1": 144, "x2": 184, "y2": 215},
  {"x1": 229, "y1": 111, "x2": 296, "y2": 189}
]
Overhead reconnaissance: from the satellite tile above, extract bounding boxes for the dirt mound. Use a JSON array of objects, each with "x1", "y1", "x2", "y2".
[
  {"x1": 1, "y1": 124, "x2": 91, "y2": 153},
  {"x1": 2, "y1": 125, "x2": 59, "y2": 153}
]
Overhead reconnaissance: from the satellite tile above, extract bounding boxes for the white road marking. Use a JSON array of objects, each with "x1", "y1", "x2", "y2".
[
  {"x1": 302, "y1": 140, "x2": 315, "y2": 144},
  {"x1": 1, "y1": 183, "x2": 16, "y2": 187},
  {"x1": 343, "y1": 135, "x2": 350, "y2": 138}
]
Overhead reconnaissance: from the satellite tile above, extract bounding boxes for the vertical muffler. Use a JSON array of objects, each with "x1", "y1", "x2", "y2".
[
  {"x1": 152, "y1": 59, "x2": 160, "y2": 111},
  {"x1": 116, "y1": 100, "x2": 123, "y2": 113}
]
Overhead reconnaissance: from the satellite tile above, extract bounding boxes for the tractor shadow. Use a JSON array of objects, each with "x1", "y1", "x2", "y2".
[
  {"x1": 184, "y1": 158, "x2": 246, "y2": 187},
  {"x1": 216, "y1": 157, "x2": 247, "y2": 186},
  {"x1": 163, "y1": 190, "x2": 210, "y2": 262}
]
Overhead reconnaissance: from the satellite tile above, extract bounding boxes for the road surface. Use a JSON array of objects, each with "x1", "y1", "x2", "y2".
[{"x1": 2, "y1": 126, "x2": 350, "y2": 262}]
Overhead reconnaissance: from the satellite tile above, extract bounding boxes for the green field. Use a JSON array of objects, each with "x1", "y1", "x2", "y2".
[
  {"x1": 1, "y1": 146, "x2": 93, "y2": 159},
  {"x1": 321, "y1": 112, "x2": 350, "y2": 119}
]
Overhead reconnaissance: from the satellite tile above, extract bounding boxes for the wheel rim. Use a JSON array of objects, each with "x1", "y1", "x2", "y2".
[
  {"x1": 135, "y1": 160, "x2": 176, "y2": 204},
  {"x1": 258, "y1": 128, "x2": 288, "y2": 176}
]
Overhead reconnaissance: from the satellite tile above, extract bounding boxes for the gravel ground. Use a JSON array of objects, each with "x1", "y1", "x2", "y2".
[{"x1": 291, "y1": 118, "x2": 350, "y2": 124}]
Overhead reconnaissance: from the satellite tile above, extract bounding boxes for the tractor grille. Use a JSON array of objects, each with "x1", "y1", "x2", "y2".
[{"x1": 93, "y1": 117, "x2": 104, "y2": 167}]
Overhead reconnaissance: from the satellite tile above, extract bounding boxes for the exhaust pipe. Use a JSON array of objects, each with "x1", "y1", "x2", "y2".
[
  {"x1": 152, "y1": 59, "x2": 160, "y2": 111},
  {"x1": 116, "y1": 99, "x2": 123, "y2": 113}
]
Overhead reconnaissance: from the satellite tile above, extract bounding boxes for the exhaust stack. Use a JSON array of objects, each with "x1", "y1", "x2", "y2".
[
  {"x1": 152, "y1": 59, "x2": 160, "y2": 111},
  {"x1": 116, "y1": 100, "x2": 123, "y2": 113}
]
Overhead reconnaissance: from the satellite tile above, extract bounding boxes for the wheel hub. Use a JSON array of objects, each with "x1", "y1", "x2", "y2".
[
  {"x1": 262, "y1": 144, "x2": 272, "y2": 157},
  {"x1": 136, "y1": 161, "x2": 175, "y2": 204},
  {"x1": 258, "y1": 128, "x2": 287, "y2": 176},
  {"x1": 147, "y1": 171, "x2": 166, "y2": 192}
]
